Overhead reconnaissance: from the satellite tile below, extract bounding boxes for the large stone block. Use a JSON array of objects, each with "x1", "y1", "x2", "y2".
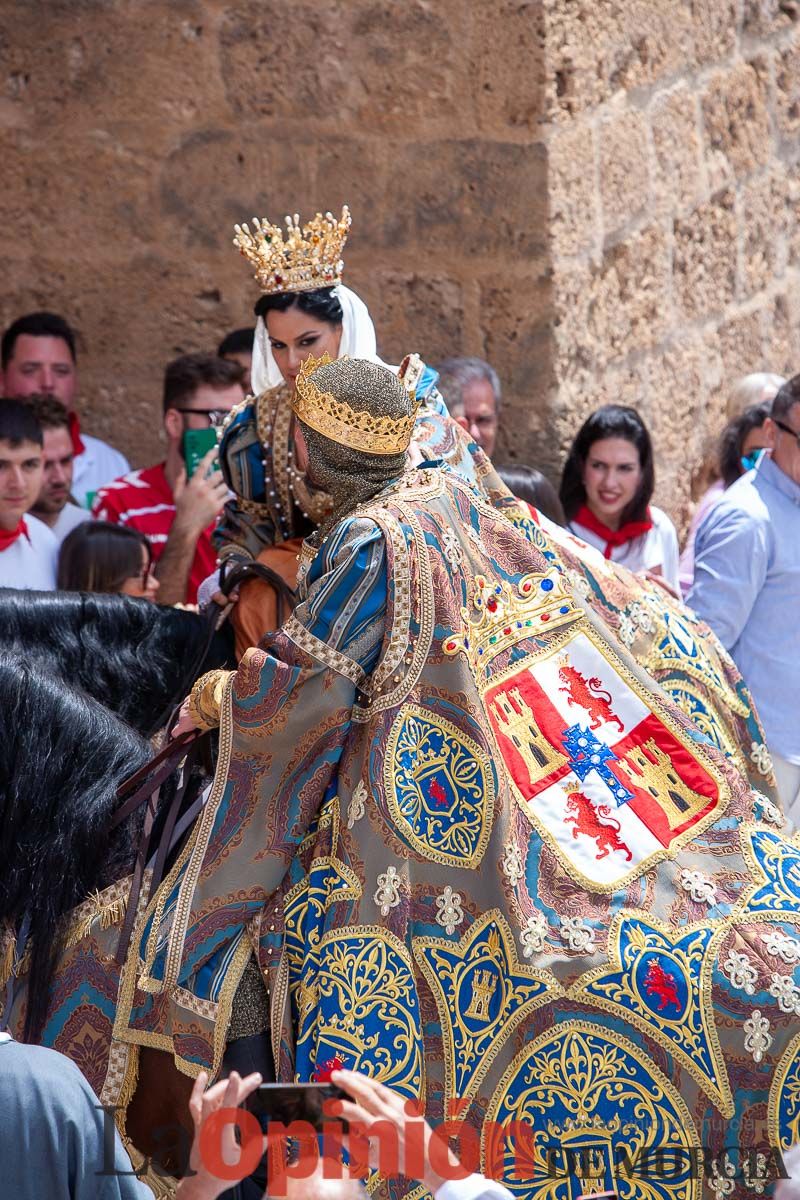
[
  {"x1": 650, "y1": 85, "x2": 705, "y2": 215},
  {"x1": 548, "y1": 119, "x2": 600, "y2": 259},
  {"x1": 355, "y1": 269, "x2": 465, "y2": 369},
  {"x1": 715, "y1": 306, "x2": 769, "y2": 391},
  {"x1": 764, "y1": 285, "x2": 800, "y2": 377},
  {"x1": 598, "y1": 106, "x2": 650, "y2": 235},
  {"x1": 383, "y1": 139, "x2": 547, "y2": 260},
  {"x1": 742, "y1": 0, "x2": 799, "y2": 40},
  {"x1": 554, "y1": 224, "x2": 672, "y2": 371},
  {"x1": 775, "y1": 34, "x2": 800, "y2": 141},
  {"x1": 691, "y1": 0, "x2": 738, "y2": 64},
  {"x1": 739, "y1": 168, "x2": 790, "y2": 296},
  {"x1": 701, "y1": 62, "x2": 772, "y2": 190},
  {"x1": 219, "y1": 0, "x2": 465, "y2": 130},
  {"x1": 473, "y1": 0, "x2": 546, "y2": 133},
  {"x1": 673, "y1": 191, "x2": 738, "y2": 322},
  {"x1": 480, "y1": 277, "x2": 552, "y2": 396},
  {"x1": 552, "y1": 362, "x2": 645, "y2": 463},
  {"x1": 545, "y1": 0, "x2": 694, "y2": 119}
]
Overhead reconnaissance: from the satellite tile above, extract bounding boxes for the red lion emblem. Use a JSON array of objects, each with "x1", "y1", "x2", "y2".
[
  {"x1": 564, "y1": 789, "x2": 632, "y2": 861},
  {"x1": 643, "y1": 959, "x2": 681, "y2": 1011},
  {"x1": 558, "y1": 662, "x2": 625, "y2": 732}
]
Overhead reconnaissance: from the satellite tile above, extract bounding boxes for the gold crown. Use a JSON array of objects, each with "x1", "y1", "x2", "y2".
[
  {"x1": 443, "y1": 571, "x2": 578, "y2": 668},
  {"x1": 233, "y1": 205, "x2": 351, "y2": 295},
  {"x1": 291, "y1": 351, "x2": 422, "y2": 456}
]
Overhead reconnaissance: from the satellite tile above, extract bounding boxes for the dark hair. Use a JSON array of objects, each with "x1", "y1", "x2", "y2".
[
  {"x1": 20, "y1": 392, "x2": 70, "y2": 432},
  {"x1": 58, "y1": 521, "x2": 151, "y2": 594},
  {"x1": 0, "y1": 397, "x2": 43, "y2": 448},
  {"x1": 772, "y1": 373, "x2": 800, "y2": 423},
  {"x1": 163, "y1": 353, "x2": 244, "y2": 414},
  {"x1": 718, "y1": 400, "x2": 771, "y2": 488},
  {"x1": 0, "y1": 589, "x2": 235, "y2": 737},
  {"x1": 559, "y1": 404, "x2": 655, "y2": 524},
  {"x1": 218, "y1": 327, "x2": 255, "y2": 357},
  {"x1": 1, "y1": 312, "x2": 77, "y2": 368},
  {"x1": 254, "y1": 287, "x2": 344, "y2": 326},
  {"x1": 497, "y1": 464, "x2": 566, "y2": 526},
  {"x1": 0, "y1": 653, "x2": 152, "y2": 1039}
]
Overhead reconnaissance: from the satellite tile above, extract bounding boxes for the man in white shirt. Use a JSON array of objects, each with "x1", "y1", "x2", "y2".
[
  {"x1": 24, "y1": 393, "x2": 92, "y2": 543},
  {"x1": 0, "y1": 311, "x2": 130, "y2": 507},
  {"x1": 0, "y1": 399, "x2": 57, "y2": 589}
]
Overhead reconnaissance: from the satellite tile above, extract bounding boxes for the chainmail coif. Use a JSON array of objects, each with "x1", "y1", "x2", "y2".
[{"x1": 299, "y1": 357, "x2": 412, "y2": 544}]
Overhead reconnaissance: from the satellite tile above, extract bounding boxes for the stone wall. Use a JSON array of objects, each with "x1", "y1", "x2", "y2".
[
  {"x1": 1, "y1": 0, "x2": 797, "y2": 526},
  {"x1": 542, "y1": 0, "x2": 800, "y2": 524},
  {"x1": 0, "y1": 0, "x2": 549, "y2": 468}
]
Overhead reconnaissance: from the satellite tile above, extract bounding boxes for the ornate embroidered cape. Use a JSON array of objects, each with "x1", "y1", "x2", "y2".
[{"x1": 106, "y1": 463, "x2": 799, "y2": 1198}]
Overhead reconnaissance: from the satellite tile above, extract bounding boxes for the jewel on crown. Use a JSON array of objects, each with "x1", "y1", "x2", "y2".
[{"x1": 233, "y1": 205, "x2": 351, "y2": 295}]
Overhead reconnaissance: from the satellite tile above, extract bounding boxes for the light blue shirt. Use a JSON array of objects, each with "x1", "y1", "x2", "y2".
[{"x1": 687, "y1": 453, "x2": 800, "y2": 763}]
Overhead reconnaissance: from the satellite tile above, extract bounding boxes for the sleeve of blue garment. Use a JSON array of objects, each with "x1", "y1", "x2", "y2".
[
  {"x1": 291, "y1": 516, "x2": 388, "y2": 676},
  {"x1": 687, "y1": 501, "x2": 770, "y2": 650}
]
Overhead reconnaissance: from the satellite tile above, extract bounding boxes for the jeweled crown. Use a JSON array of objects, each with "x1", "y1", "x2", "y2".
[
  {"x1": 443, "y1": 572, "x2": 578, "y2": 667},
  {"x1": 233, "y1": 205, "x2": 351, "y2": 295},
  {"x1": 292, "y1": 352, "x2": 422, "y2": 456}
]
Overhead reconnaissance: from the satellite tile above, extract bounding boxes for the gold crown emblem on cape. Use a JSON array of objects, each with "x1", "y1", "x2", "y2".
[
  {"x1": 233, "y1": 206, "x2": 351, "y2": 295},
  {"x1": 291, "y1": 351, "x2": 422, "y2": 456}
]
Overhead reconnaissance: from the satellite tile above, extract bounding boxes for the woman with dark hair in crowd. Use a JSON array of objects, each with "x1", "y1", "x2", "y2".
[
  {"x1": 559, "y1": 404, "x2": 680, "y2": 591},
  {"x1": 57, "y1": 520, "x2": 159, "y2": 600},
  {"x1": 0, "y1": 590, "x2": 234, "y2": 737},
  {"x1": 497, "y1": 463, "x2": 566, "y2": 526},
  {"x1": 679, "y1": 399, "x2": 774, "y2": 594}
]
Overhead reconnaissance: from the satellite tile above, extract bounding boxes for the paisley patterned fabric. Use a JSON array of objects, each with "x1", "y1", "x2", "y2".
[{"x1": 111, "y1": 462, "x2": 798, "y2": 1198}]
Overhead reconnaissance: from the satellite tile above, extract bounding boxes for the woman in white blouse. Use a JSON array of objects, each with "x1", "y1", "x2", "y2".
[{"x1": 559, "y1": 404, "x2": 680, "y2": 593}]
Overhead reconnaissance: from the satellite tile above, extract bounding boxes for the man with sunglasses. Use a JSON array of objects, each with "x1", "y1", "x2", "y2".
[
  {"x1": 689, "y1": 374, "x2": 800, "y2": 821},
  {"x1": 93, "y1": 354, "x2": 244, "y2": 604}
]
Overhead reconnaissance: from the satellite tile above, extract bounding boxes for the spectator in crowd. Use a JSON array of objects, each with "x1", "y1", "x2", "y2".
[
  {"x1": 0, "y1": 312, "x2": 129, "y2": 507},
  {"x1": 436, "y1": 357, "x2": 501, "y2": 458},
  {"x1": 559, "y1": 404, "x2": 680, "y2": 593},
  {"x1": 679, "y1": 399, "x2": 775, "y2": 594},
  {"x1": 0, "y1": 399, "x2": 57, "y2": 590},
  {"x1": 726, "y1": 370, "x2": 786, "y2": 418},
  {"x1": 688, "y1": 376, "x2": 800, "y2": 819},
  {"x1": 497, "y1": 463, "x2": 566, "y2": 525},
  {"x1": 23, "y1": 393, "x2": 92, "y2": 543},
  {"x1": 57, "y1": 521, "x2": 159, "y2": 600},
  {"x1": 92, "y1": 354, "x2": 244, "y2": 605},
  {"x1": 218, "y1": 326, "x2": 255, "y2": 396}
]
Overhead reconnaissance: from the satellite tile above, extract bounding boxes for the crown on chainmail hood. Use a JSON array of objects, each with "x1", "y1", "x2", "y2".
[{"x1": 292, "y1": 356, "x2": 414, "y2": 543}]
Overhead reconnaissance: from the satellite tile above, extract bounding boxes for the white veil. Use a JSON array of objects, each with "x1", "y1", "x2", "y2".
[{"x1": 250, "y1": 284, "x2": 379, "y2": 395}]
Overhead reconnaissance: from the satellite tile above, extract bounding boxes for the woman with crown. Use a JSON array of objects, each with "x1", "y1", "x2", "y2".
[
  {"x1": 122, "y1": 353, "x2": 798, "y2": 1198},
  {"x1": 211, "y1": 205, "x2": 451, "y2": 657}
]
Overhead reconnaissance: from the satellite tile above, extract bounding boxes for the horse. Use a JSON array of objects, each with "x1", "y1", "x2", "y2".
[
  {"x1": 0, "y1": 607, "x2": 268, "y2": 1197},
  {"x1": 0, "y1": 588, "x2": 235, "y2": 737}
]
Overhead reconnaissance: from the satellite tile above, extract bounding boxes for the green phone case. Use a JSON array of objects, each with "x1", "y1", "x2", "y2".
[{"x1": 183, "y1": 427, "x2": 219, "y2": 478}]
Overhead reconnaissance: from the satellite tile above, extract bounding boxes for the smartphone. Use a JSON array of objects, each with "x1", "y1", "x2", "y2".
[
  {"x1": 247, "y1": 1082, "x2": 346, "y2": 1130},
  {"x1": 183, "y1": 427, "x2": 219, "y2": 478}
]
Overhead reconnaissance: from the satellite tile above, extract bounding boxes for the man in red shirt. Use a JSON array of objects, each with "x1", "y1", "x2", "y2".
[{"x1": 93, "y1": 354, "x2": 244, "y2": 604}]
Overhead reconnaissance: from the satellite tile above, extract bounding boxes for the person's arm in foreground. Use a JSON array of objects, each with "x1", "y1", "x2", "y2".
[
  {"x1": 332, "y1": 1069, "x2": 514, "y2": 1200},
  {"x1": 175, "y1": 1069, "x2": 263, "y2": 1200},
  {"x1": 156, "y1": 449, "x2": 229, "y2": 606},
  {"x1": 686, "y1": 503, "x2": 768, "y2": 650}
]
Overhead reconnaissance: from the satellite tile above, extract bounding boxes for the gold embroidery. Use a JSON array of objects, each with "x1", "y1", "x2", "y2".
[
  {"x1": 618, "y1": 739, "x2": 708, "y2": 832},
  {"x1": 283, "y1": 615, "x2": 367, "y2": 689},
  {"x1": 491, "y1": 686, "x2": 567, "y2": 789}
]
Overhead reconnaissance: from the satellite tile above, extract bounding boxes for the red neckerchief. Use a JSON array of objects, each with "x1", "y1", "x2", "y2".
[
  {"x1": 67, "y1": 411, "x2": 86, "y2": 457},
  {"x1": 0, "y1": 518, "x2": 29, "y2": 552},
  {"x1": 574, "y1": 503, "x2": 653, "y2": 559}
]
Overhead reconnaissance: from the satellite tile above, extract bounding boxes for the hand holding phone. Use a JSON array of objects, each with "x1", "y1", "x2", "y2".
[{"x1": 183, "y1": 428, "x2": 220, "y2": 479}]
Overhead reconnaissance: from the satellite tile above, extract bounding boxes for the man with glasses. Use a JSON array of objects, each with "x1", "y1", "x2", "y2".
[
  {"x1": 93, "y1": 354, "x2": 244, "y2": 604},
  {"x1": 689, "y1": 374, "x2": 800, "y2": 821}
]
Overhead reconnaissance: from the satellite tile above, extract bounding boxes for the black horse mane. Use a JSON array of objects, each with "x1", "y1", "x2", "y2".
[
  {"x1": 0, "y1": 653, "x2": 173, "y2": 1041},
  {"x1": 0, "y1": 589, "x2": 235, "y2": 736}
]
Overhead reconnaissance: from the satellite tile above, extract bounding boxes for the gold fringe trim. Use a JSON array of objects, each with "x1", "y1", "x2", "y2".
[
  {"x1": 0, "y1": 927, "x2": 15, "y2": 990},
  {"x1": 62, "y1": 890, "x2": 129, "y2": 954}
]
